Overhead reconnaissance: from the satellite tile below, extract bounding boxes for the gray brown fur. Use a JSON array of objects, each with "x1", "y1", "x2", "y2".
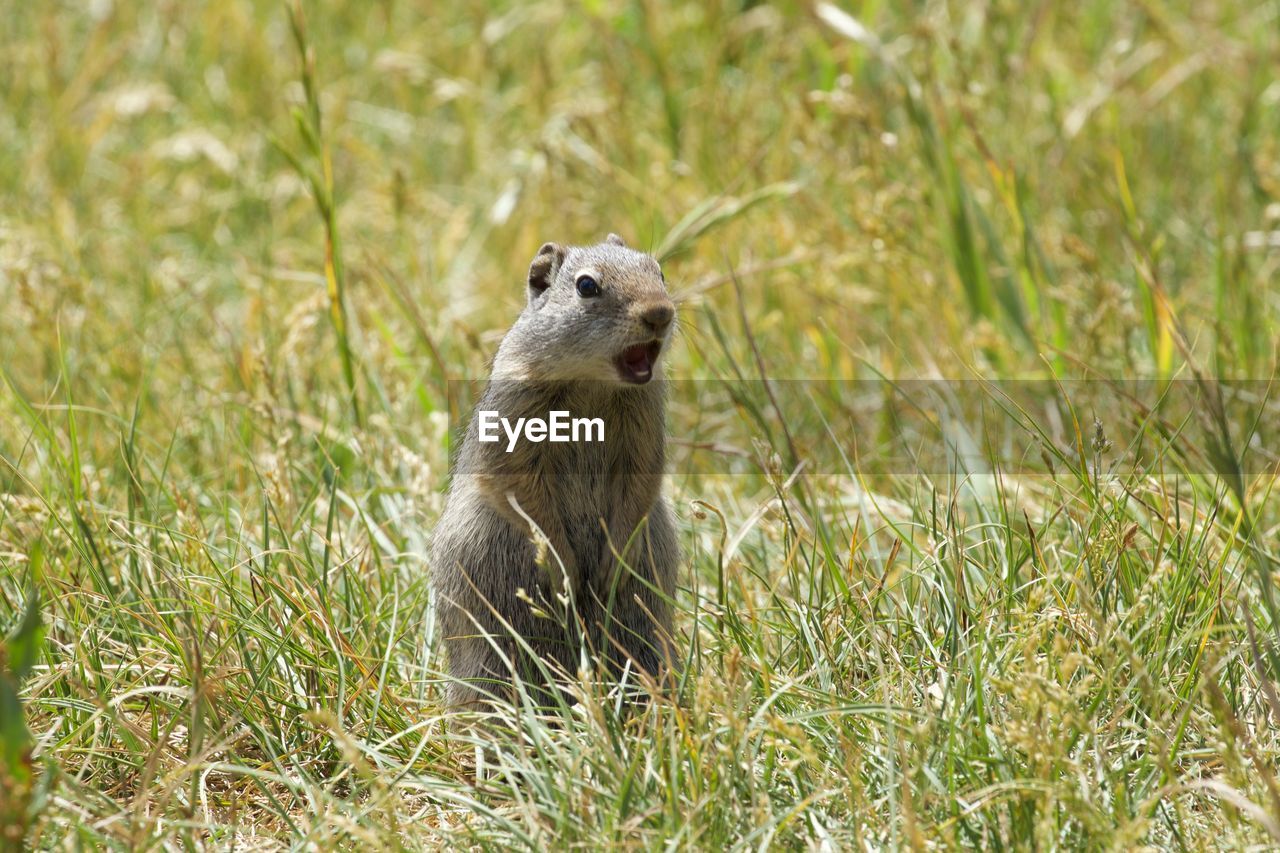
[{"x1": 430, "y1": 235, "x2": 680, "y2": 710}]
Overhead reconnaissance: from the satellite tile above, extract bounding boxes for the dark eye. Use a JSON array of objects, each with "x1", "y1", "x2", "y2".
[{"x1": 576, "y1": 275, "x2": 601, "y2": 298}]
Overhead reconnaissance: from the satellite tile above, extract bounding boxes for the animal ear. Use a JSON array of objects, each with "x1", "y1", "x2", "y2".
[
  {"x1": 605, "y1": 233, "x2": 627, "y2": 247},
  {"x1": 527, "y1": 242, "x2": 565, "y2": 300}
]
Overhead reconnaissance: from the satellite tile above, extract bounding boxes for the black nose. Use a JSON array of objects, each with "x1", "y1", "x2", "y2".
[{"x1": 640, "y1": 301, "x2": 675, "y2": 333}]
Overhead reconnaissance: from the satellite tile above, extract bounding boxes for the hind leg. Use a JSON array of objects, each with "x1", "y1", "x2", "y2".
[
  {"x1": 439, "y1": 577, "x2": 589, "y2": 712},
  {"x1": 591, "y1": 503, "x2": 679, "y2": 690}
]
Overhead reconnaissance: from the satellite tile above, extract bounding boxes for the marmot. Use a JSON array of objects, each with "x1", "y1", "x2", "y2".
[{"x1": 430, "y1": 233, "x2": 680, "y2": 710}]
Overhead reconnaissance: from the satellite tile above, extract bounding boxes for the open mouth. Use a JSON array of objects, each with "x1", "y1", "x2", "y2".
[{"x1": 615, "y1": 340, "x2": 663, "y2": 384}]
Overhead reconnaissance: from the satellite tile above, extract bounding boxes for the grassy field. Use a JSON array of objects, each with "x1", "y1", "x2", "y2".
[{"x1": 3, "y1": 0, "x2": 1280, "y2": 848}]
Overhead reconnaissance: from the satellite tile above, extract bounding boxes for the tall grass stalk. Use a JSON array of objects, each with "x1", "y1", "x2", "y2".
[{"x1": 274, "y1": 0, "x2": 362, "y2": 428}]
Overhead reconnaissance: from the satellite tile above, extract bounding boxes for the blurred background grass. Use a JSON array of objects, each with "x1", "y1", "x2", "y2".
[{"x1": 2, "y1": 0, "x2": 1280, "y2": 847}]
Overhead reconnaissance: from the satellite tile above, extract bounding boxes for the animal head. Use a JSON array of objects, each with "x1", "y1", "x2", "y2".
[{"x1": 497, "y1": 234, "x2": 676, "y2": 385}]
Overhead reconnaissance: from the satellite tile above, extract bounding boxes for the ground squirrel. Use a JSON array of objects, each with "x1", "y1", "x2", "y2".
[{"x1": 431, "y1": 234, "x2": 680, "y2": 710}]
